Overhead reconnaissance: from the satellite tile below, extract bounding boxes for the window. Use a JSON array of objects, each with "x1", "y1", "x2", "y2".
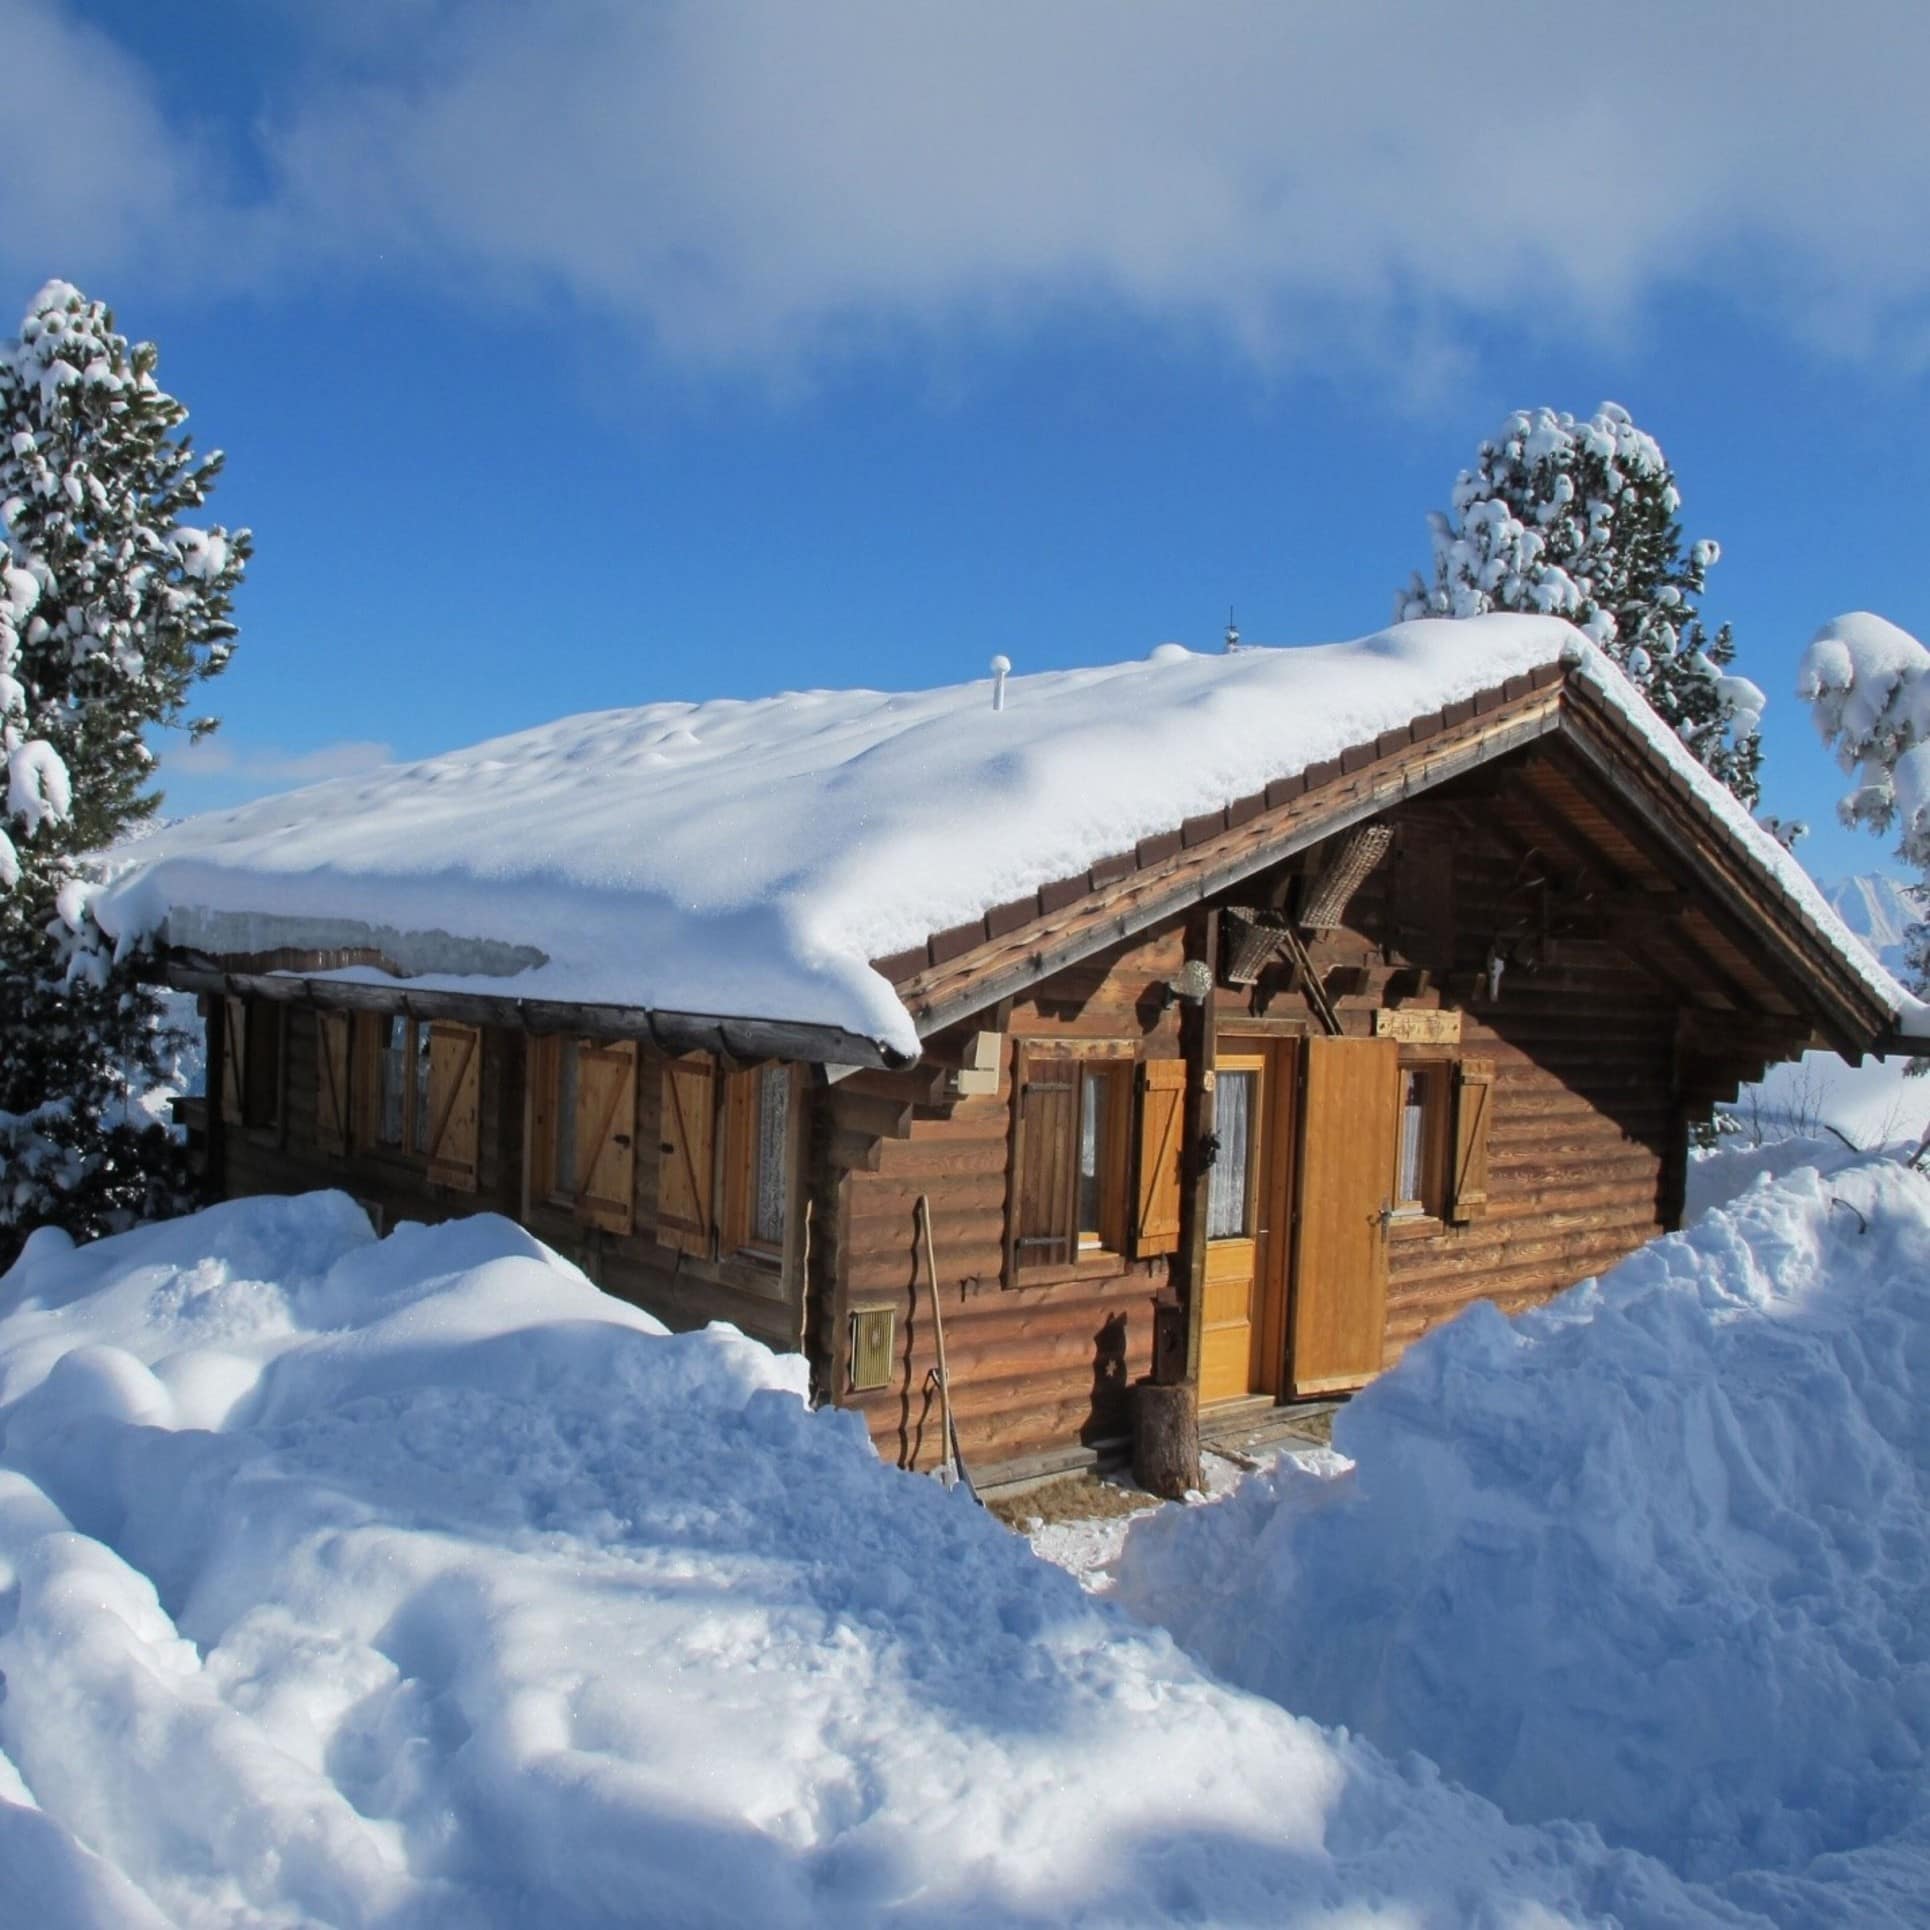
[
  {"x1": 357, "y1": 1015, "x2": 482, "y2": 1191},
  {"x1": 724, "y1": 1062, "x2": 793, "y2": 1257},
  {"x1": 752, "y1": 1063, "x2": 792, "y2": 1248},
  {"x1": 1011, "y1": 1047, "x2": 1133, "y2": 1273},
  {"x1": 534, "y1": 1036, "x2": 638, "y2": 1235},
  {"x1": 1390, "y1": 1053, "x2": 1498, "y2": 1227},
  {"x1": 218, "y1": 995, "x2": 284, "y2": 1134},
  {"x1": 316, "y1": 1012, "x2": 353, "y2": 1155},
  {"x1": 1394, "y1": 1060, "x2": 1451, "y2": 1219},
  {"x1": 1077, "y1": 1065, "x2": 1123, "y2": 1248},
  {"x1": 375, "y1": 1016, "x2": 433, "y2": 1153},
  {"x1": 657, "y1": 1053, "x2": 798, "y2": 1264},
  {"x1": 1207, "y1": 1067, "x2": 1256, "y2": 1240},
  {"x1": 532, "y1": 1044, "x2": 792, "y2": 1257}
]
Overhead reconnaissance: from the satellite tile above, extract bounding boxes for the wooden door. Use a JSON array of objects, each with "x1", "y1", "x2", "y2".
[
  {"x1": 1200, "y1": 1044, "x2": 1303, "y2": 1405},
  {"x1": 1288, "y1": 1035, "x2": 1400, "y2": 1396},
  {"x1": 1199, "y1": 1051, "x2": 1264, "y2": 1403}
]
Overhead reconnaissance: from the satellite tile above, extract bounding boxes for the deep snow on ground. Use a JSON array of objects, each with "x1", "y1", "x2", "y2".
[
  {"x1": 1112, "y1": 1157, "x2": 1930, "y2": 1926},
  {"x1": 1683, "y1": 1132, "x2": 1879, "y2": 1225},
  {"x1": 0, "y1": 1194, "x2": 1749, "y2": 1930}
]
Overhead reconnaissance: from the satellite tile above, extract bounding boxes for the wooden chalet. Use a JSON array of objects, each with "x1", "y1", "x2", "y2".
[{"x1": 125, "y1": 628, "x2": 1903, "y2": 1491}]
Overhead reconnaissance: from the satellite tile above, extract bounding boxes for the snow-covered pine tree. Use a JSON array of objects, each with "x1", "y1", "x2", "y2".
[
  {"x1": 0, "y1": 281, "x2": 249, "y2": 1262},
  {"x1": 1399, "y1": 402, "x2": 1763, "y2": 806},
  {"x1": 1799, "y1": 611, "x2": 1930, "y2": 1010}
]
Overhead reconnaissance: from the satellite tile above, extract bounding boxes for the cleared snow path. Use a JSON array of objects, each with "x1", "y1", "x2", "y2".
[
  {"x1": 1113, "y1": 1158, "x2": 1930, "y2": 1927},
  {"x1": 0, "y1": 1195, "x2": 1741, "y2": 1928}
]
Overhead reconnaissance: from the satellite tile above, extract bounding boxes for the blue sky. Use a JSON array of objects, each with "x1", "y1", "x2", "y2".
[{"x1": 10, "y1": 1, "x2": 1930, "y2": 883}]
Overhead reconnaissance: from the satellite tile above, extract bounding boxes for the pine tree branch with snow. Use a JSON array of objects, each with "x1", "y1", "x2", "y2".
[
  {"x1": 1400, "y1": 402, "x2": 1763, "y2": 805},
  {"x1": 1800, "y1": 612, "x2": 1930, "y2": 1042},
  {"x1": 0, "y1": 281, "x2": 250, "y2": 1261}
]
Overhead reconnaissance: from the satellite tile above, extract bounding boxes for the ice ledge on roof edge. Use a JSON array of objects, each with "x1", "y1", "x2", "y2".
[{"x1": 163, "y1": 907, "x2": 549, "y2": 980}]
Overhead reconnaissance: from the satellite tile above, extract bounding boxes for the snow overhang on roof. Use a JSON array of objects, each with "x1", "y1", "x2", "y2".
[{"x1": 95, "y1": 615, "x2": 1916, "y2": 1063}]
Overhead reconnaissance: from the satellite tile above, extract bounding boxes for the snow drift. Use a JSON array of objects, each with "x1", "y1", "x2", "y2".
[
  {"x1": 1114, "y1": 1156, "x2": 1930, "y2": 1925},
  {"x1": 0, "y1": 1194, "x2": 1736, "y2": 1928}
]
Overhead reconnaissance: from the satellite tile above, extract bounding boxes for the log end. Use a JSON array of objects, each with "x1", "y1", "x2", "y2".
[{"x1": 1131, "y1": 1378, "x2": 1199, "y2": 1500}]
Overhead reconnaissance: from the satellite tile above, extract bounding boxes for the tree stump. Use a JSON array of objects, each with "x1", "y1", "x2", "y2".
[{"x1": 1132, "y1": 1378, "x2": 1199, "y2": 1500}]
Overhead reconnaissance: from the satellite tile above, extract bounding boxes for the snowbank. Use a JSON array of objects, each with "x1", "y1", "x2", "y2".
[
  {"x1": 0, "y1": 1194, "x2": 1738, "y2": 1928},
  {"x1": 95, "y1": 615, "x2": 1907, "y2": 1057},
  {"x1": 1113, "y1": 1158, "x2": 1930, "y2": 1924},
  {"x1": 1684, "y1": 1132, "x2": 1872, "y2": 1225},
  {"x1": 1722, "y1": 1050, "x2": 1930, "y2": 1159}
]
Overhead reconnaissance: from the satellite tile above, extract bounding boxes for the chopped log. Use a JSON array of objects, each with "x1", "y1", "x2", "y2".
[{"x1": 1131, "y1": 1379, "x2": 1199, "y2": 1499}]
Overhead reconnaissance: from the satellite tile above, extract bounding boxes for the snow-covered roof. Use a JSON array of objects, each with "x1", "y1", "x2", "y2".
[{"x1": 96, "y1": 614, "x2": 1913, "y2": 1060}]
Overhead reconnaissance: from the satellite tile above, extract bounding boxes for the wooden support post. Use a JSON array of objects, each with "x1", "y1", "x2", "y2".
[
  {"x1": 203, "y1": 992, "x2": 228, "y2": 1203},
  {"x1": 1134, "y1": 910, "x2": 1214, "y2": 1496},
  {"x1": 1181, "y1": 907, "x2": 1218, "y2": 1391}
]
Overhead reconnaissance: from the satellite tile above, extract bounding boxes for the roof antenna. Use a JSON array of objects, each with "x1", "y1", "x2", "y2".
[
  {"x1": 990, "y1": 653, "x2": 1011, "y2": 711},
  {"x1": 1223, "y1": 606, "x2": 1241, "y2": 654}
]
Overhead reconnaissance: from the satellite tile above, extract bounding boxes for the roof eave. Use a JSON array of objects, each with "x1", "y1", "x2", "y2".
[
  {"x1": 1553, "y1": 680, "x2": 1896, "y2": 1057},
  {"x1": 160, "y1": 956, "x2": 910, "y2": 1071}
]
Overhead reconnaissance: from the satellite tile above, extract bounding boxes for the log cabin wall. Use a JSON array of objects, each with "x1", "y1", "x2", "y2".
[
  {"x1": 211, "y1": 1003, "x2": 525, "y2": 1231},
  {"x1": 204, "y1": 1002, "x2": 808, "y2": 1356},
  {"x1": 1216, "y1": 796, "x2": 1688, "y2": 1372},
  {"x1": 517, "y1": 1037, "x2": 809, "y2": 1357},
  {"x1": 827, "y1": 926, "x2": 1186, "y2": 1480},
  {"x1": 832, "y1": 787, "x2": 1709, "y2": 1479}
]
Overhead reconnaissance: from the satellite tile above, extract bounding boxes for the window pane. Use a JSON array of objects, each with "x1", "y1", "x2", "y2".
[
  {"x1": 411, "y1": 1023, "x2": 434, "y2": 1154},
  {"x1": 378, "y1": 1017, "x2": 407, "y2": 1146},
  {"x1": 1078, "y1": 1069, "x2": 1114, "y2": 1241},
  {"x1": 555, "y1": 1041, "x2": 579, "y2": 1193},
  {"x1": 1208, "y1": 1069, "x2": 1254, "y2": 1240},
  {"x1": 1398, "y1": 1070, "x2": 1426, "y2": 1207},
  {"x1": 752, "y1": 1066, "x2": 790, "y2": 1246}
]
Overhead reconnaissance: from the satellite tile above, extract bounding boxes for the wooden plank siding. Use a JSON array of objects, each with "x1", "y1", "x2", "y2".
[
  {"x1": 840, "y1": 771, "x2": 1796, "y2": 1477},
  {"x1": 209, "y1": 1005, "x2": 809, "y2": 1356},
  {"x1": 832, "y1": 926, "x2": 1185, "y2": 1475},
  {"x1": 215, "y1": 1005, "x2": 526, "y2": 1234},
  {"x1": 1227, "y1": 800, "x2": 1721, "y2": 1377}
]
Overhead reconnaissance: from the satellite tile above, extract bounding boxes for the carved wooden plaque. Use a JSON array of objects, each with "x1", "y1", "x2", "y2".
[{"x1": 1375, "y1": 1006, "x2": 1463, "y2": 1045}]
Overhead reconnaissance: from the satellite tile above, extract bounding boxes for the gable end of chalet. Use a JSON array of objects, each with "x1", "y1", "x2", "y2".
[{"x1": 871, "y1": 662, "x2": 1896, "y2": 1064}]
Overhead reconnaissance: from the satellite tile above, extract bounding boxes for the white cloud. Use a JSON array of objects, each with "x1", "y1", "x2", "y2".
[
  {"x1": 13, "y1": 0, "x2": 1930, "y2": 375},
  {"x1": 0, "y1": 0, "x2": 252, "y2": 296}
]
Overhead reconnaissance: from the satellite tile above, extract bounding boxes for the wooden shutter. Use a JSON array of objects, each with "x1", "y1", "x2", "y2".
[
  {"x1": 656, "y1": 1053, "x2": 713, "y2": 1252},
  {"x1": 1448, "y1": 1057, "x2": 1494, "y2": 1223},
  {"x1": 1133, "y1": 1059, "x2": 1186, "y2": 1257},
  {"x1": 425, "y1": 1022, "x2": 482, "y2": 1192},
  {"x1": 219, "y1": 996, "x2": 247, "y2": 1125},
  {"x1": 573, "y1": 1041, "x2": 638, "y2": 1233},
  {"x1": 316, "y1": 1011, "x2": 353, "y2": 1156},
  {"x1": 1008, "y1": 1051, "x2": 1077, "y2": 1277},
  {"x1": 720, "y1": 1069, "x2": 756, "y2": 1251}
]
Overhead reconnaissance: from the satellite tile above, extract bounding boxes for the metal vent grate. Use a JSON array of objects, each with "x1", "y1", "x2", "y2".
[{"x1": 849, "y1": 1306, "x2": 896, "y2": 1392}]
